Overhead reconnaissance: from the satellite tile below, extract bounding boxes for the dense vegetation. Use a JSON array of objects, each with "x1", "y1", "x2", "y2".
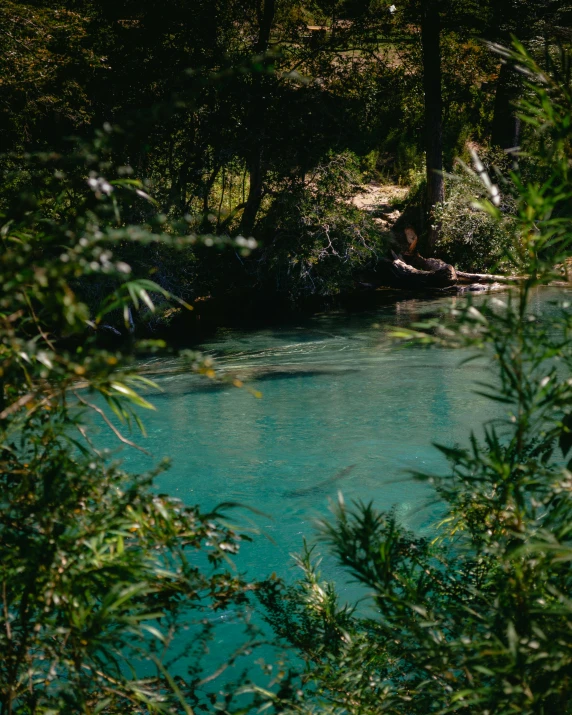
[
  {"x1": 2, "y1": 1, "x2": 572, "y2": 714},
  {"x1": 258, "y1": 45, "x2": 572, "y2": 714},
  {"x1": 2, "y1": 0, "x2": 570, "y2": 324}
]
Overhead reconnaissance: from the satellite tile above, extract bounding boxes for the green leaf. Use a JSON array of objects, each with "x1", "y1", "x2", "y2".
[{"x1": 110, "y1": 382, "x2": 156, "y2": 410}]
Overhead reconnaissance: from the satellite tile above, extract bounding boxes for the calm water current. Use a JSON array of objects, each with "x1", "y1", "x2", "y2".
[
  {"x1": 113, "y1": 287, "x2": 566, "y2": 683},
  {"x1": 118, "y1": 293, "x2": 499, "y2": 579}
]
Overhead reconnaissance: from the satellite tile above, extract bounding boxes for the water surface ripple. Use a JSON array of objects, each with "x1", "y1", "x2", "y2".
[{"x1": 122, "y1": 294, "x2": 499, "y2": 586}]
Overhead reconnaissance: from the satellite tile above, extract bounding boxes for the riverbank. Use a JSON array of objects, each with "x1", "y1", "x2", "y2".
[
  {"x1": 123, "y1": 179, "x2": 540, "y2": 344},
  {"x1": 123, "y1": 271, "x2": 521, "y2": 347}
]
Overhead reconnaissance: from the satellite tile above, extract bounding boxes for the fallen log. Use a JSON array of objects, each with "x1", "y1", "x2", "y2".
[
  {"x1": 387, "y1": 226, "x2": 526, "y2": 291},
  {"x1": 402, "y1": 254, "x2": 458, "y2": 281},
  {"x1": 390, "y1": 258, "x2": 457, "y2": 289},
  {"x1": 388, "y1": 254, "x2": 523, "y2": 292},
  {"x1": 366, "y1": 225, "x2": 527, "y2": 292},
  {"x1": 456, "y1": 270, "x2": 524, "y2": 285}
]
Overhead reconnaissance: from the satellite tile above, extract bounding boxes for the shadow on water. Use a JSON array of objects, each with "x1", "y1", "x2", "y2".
[
  {"x1": 151, "y1": 367, "x2": 363, "y2": 397},
  {"x1": 284, "y1": 464, "x2": 356, "y2": 498},
  {"x1": 250, "y1": 368, "x2": 361, "y2": 382}
]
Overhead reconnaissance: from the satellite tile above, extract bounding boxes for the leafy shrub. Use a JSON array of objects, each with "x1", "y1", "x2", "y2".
[
  {"x1": 0, "y1": 133, "x2": 263, "y2": 713},
  {"x1": 256, "y1": 151, "x2": 389, "y2": 299},
  {"x1": 434, "y1": 148, "x2": 521, "y2": 273}
]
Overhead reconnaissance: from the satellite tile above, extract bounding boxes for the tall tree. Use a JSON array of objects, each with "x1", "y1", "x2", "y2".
[
  {"x1": 239, "y1": 0, "x2": 277, "y2": 236},
  {"x1": 420, "y1": 0, "x2": 444, "y2": 252},
  {"x1": 486, "y1": 0, "x2": 572, "y2": 150}
]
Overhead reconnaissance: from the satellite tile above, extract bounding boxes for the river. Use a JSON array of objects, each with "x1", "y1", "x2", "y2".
[
  {"x1": 120, "y1": 292, "x2": 497, "y2": 584},
  {"x1": 111, "y1": 286, "x2": 567, "y2": 690}
]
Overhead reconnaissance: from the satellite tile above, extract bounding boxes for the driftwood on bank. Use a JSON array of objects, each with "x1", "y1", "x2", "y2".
[
  {"x1": 382, "y1": 225, "x2": 525, "y2": 292},
  {"x1": 388, "y1": 252, "x2": 524, "y2": 292},
  {"x1": 456, "y1": 271, "x2": 521, "y2": 285},
  {"x1": 381, "y1": 227, "x2": 526, "y2": 291},
  {"x1": 355, "y1": 228, "x2": 527, "y2": 294},
  {"x1": 390, "y1": 257, "x2": 457, "y2": 289}
]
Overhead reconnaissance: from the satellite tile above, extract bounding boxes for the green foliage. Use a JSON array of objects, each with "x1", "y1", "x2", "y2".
[
  {"x1": 1, "y1": 447, "x2": 253, "y2": 713},
  {"x1": 0, "y1": 2, "x2": 99, "y2": 150},
  {"x1": 260, "y1": 42, "x2": 572, "y2": 714},
  {"x1": 0, "y1": 131, "x2": 262, "y2": 713},
  {"x1": 3, "y1": 0, "x2": 572, "y2": 710},
  {"x1": 434, "y1": 148, "x2": 521, "y2": 272},
  {"x1": 1, "y1": 0, "x2": 520, "y2": 304},
  {"x1": 256, "y1": 152, "x2": 388, "y2": 299}
]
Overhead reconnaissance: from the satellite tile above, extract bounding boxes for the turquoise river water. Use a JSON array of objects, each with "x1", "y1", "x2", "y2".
[
  {"x1": 109, "y1": 287, "x2": 567, "y2": 686},
  {"x1": 121, "y1": 293, "x2": 500, "y2": 583}
]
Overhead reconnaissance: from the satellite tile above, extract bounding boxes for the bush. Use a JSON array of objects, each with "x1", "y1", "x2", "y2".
[
  {"x1": 434, "y1": 148, "x2": 521, "y2": 273},
  {"x1": 256, "y1": 151, "x2": 389, "y2": 299},
  {"x1": 0, "y1": 135, "x2": 263, "y2": 713}
]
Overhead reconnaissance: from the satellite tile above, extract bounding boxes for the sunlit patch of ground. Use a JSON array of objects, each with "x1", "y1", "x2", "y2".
[{"x1": 351, "y1": 182, "x2": 408, "y2": 230}]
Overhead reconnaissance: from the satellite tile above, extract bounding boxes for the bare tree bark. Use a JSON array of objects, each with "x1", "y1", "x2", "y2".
[
  {"x1": 420, "y1": 0, "x2": 444, "y2": 254},
  {"x1": 254, "y1": 0, "x2": 276, "y2": 55},
  {"x1": 202, "y1": 164, "x2": 221, "y2": 215},
  {"x1": 239, "y1": 145, "x2": 265, "y2": 237}
]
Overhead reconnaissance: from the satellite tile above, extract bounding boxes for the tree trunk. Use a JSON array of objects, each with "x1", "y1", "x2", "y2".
[
  {"x1": 390, "y1": 258, "x2": 456, "y2": 288},
  {"x1": 420, "y1": 0, "x2": 444, "y2": 254},
  {"x1": 201, "y1": 164, "x2": 221, "y2": 215},
  {"x1": 239, "y1": 147, "x2": 264, "y2": 236},
  {"x1": 491, "y1": 61, "x2": 522, "y2": 151},
  {"x1": 238, "y1": 0, "x2": 275, "y2": 236},
  {"x1": 254, "y1": 0, "x2": 275, "y2": 55}
]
